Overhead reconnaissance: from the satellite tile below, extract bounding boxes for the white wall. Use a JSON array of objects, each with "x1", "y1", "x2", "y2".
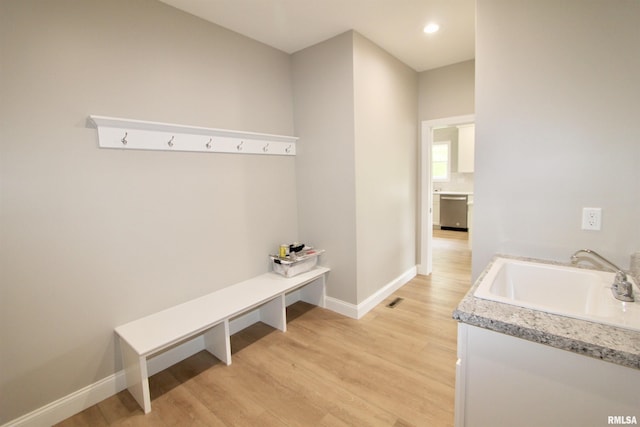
[
  {"x1": 353, "y1": 33, "x2": 418, "y2": 302},
  {"x1": 474, "y1": 0, "x2": 640, "y2": 279},
  {"x1": 0, "y1": 0, "x2": 296, "y2": 423}
]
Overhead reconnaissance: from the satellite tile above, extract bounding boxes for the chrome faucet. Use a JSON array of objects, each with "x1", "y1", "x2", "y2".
[{"x1": 571, "y1": 249, "x2": 635, "y2": 302}]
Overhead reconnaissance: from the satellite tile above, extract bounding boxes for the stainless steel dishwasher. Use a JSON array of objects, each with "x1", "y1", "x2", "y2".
[{"x1": 439, "y1": 194, "x2": 468, "y2": 231}]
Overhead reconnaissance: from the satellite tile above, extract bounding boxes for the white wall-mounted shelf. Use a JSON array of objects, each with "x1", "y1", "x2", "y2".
[{"x1": 88, "y1": 115, "x2": 297, "y2": 156}]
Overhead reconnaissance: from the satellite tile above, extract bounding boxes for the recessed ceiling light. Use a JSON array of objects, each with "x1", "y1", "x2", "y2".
[{"x1": 423, "y1": 23, "x2": 440, "y2": 34}]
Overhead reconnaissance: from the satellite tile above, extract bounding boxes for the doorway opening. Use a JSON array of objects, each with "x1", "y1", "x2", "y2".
[{"x1": 419, "y1": 114, "x2": 474, "y2": 276}]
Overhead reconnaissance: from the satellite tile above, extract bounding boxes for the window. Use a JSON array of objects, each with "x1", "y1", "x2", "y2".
[{"x1": 432, "y1": 141, "x2": 451, "y2": 182}]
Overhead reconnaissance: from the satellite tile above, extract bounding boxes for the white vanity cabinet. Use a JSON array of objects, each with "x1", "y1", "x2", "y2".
[
  {"x1": 457, "y1": 124, "x2": 475, "y2": 173},
  {"x1": 455, "y1": 324, "x2": 640, "y2": 427},
  {"x1": 433, "y1": 194, "x2": 440, "y2": 226}
]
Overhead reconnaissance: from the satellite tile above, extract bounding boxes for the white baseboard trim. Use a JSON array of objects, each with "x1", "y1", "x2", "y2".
[
  {"x1": 355, "y1": 266, "x2": 417, "y2": 319},
  {"x1": 3, "y1": 268, "x2": 418, "y2": 427},
  {"x1": 324, "y1": 265, "x2": 417, "y2": 319},
  {"x1": 416, "y1": 263, "x2": 431, "y2": 276},
  {"x1": 2, "y1": 371, "x2": 127, "y2": 427},
  {"x1": 324, "y1": 296, "x2": 359, "y2": 318}
]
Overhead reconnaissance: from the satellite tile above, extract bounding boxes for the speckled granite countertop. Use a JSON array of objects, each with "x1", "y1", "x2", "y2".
[{"x1": 453, "y1": 254, "x2": 640, "y2": 370}]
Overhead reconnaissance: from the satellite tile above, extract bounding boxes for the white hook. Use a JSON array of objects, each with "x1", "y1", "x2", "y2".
[
  {"x1": 168, "y1": 136, "x2": 174, "y2": 147},
  {"x1": 121, "y1": 132, "x2": 128, "y2": 145},
  {"x1": 206, "y1": 138, "x2": 212, "y2": 149},
  {"x1": 237, "y1": 141, "x2": 244, "y2": 151},
  {"x1": 285, "y1": 144, "x2": 291, "y2": 153},
  {"x1": 263, "y1": 143, "x2": 269, "y2": 152}
]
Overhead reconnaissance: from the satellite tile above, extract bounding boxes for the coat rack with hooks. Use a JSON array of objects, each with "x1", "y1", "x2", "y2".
[{"x1": 88, "y1": 115, "x2": 297, "y2": 156}]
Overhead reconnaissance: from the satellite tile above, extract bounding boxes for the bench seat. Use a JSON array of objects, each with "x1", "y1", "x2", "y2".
[{"x1": 115, "y1": 266, "x2": 330, "y2": 413}]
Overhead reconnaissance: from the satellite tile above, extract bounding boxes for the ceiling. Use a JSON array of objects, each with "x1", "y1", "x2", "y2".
[{"x1": 158, "y1": 0, "x2": 475, "y2": 72}]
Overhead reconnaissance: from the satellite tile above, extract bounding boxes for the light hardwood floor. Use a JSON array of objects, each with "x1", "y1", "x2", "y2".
[{"x1": 57, "y1": 229, "x2": 471, "y2": 426}]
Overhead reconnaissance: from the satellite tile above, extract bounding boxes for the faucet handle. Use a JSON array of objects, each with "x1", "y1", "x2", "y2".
[
  {"x1": 615, "y1": 270, "x2": 627, "y2": 283},
  {"x1": 612, "y1": 280, "x2": 635, "y2": 302}
]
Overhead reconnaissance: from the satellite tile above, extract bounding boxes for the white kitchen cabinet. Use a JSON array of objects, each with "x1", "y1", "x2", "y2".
[
  {"x1": 433, "y1": 194, "x2": 440, "y2": 226},
  {"x1": 457, "y1": 124, "x2": 475, "y2": 173},
  {"x1": 455, "y1": 324, "x2": 640, "y2": 427}
]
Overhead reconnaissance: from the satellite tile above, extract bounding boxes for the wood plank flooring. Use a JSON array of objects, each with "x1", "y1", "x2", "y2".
[{"x1": 57, "y1": 229, "x2": 471, "y2": 426}]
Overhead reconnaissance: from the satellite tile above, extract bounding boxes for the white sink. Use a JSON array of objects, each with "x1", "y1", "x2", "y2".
[{"x1": 474, "y1": 257, "x2": 640, "y2": 332}]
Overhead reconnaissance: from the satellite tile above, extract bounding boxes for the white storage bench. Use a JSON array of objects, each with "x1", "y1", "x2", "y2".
[{"x1": 115, "y1": 266, "x2": 330, "y2": 414}]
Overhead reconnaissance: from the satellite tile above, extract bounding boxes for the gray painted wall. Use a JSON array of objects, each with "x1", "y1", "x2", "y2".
[
  {"x1": 0, "y1": 0, "x2": 297, "y2": 422},
  {"x1": 293, "y1": 31, "x2": 418, "y2": 305},
  {"x1": 292, "y1": 32, "x2": 358, "y2": 304},
  {"x1": 419, "y1": 60, "x2": 475, "y2": 121},
  {"x1": 416, "y1": 61, "x2": 475, "y2": 264},
  {"x1": 474, "y1": 0, "x2": 640, "y2": 279},
  {"x1": 353, "y1": 33, "x2": 418, "y2": 302}
]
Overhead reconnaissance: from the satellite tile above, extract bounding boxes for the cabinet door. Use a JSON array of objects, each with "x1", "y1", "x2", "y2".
[
  {"x1": 457, "y1": 124, "x2": 475, "y2": 173},
  {"x1": 456, "y1": 324, "x2": 640, "y2": 427},
  {"x1": 433, "y1": 194, "x2": 440, "y2": 226}
]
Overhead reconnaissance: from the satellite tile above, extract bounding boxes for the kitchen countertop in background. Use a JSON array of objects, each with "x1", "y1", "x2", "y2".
[{"x1": 433, "y1": 191, "x2": 473, "y2": 195}]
